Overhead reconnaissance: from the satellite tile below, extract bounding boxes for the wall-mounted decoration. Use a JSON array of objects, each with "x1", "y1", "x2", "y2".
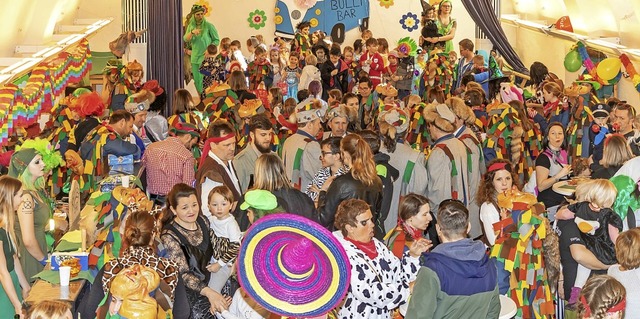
[
  {"x1": 378, "y1": 0, "x2": 394, "y2": 8},
  {"x1": 248, "y1": 9, "x2": 267, "y2": 30},
  {"x1": 274, "y1": 0, "x2": 370, "y2": 43},
  {"x1": 399, "y1": 12, "x2": 419, "y2": 32}
]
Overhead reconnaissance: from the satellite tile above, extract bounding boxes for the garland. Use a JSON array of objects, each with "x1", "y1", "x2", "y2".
[{"x1": 0, "y1": 38, "x2": 92, "y2": 146}]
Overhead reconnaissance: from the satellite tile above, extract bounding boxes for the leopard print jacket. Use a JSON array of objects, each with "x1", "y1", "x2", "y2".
[{"x1": 102, "y1": 246, "x2": 180, "y2": 301}]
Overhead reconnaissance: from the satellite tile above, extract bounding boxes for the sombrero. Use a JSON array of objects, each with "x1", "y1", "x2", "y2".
[{"x1": 237, "y1": 213, "x2": 350, "y2": 317}]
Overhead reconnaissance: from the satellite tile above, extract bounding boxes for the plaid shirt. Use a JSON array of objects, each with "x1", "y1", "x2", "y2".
[{"x1": 142, "y1": 137, "x2": 196, "y2": 196}]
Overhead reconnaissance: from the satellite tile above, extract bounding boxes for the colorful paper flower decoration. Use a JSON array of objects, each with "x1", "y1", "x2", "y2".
[
  {"x1": 295, "y1": 0, "x2": 318, "y2": 9},
  {"x1": 378, "y1": 0, "x2": 394, "y2": 9},
  {"x1": 400, "y1": 12, "x2": 419, "y2": 32},
  {"x1": 195, "y1": 0, "x2": 211, "y2": 16},
  {"x1": 248, "y1": 9, "x2": 267, "y2": 30}
]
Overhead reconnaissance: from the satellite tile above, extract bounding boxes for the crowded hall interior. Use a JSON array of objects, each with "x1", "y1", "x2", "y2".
[{"x1": 3, "y1": 0, "x2": 640, "y2": 318}]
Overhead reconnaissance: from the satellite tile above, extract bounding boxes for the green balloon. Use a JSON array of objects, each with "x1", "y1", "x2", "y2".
[{"x1": 564, "y1": 50, "x2": 582, "y2": 72}]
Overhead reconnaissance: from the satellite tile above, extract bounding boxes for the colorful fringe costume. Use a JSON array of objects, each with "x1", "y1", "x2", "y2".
[
  {"x1": 406, "y1": 102, "x2": 432, "y2": 156},
  {"x1": 422, "y1": 53, "x2": 454, "y2": 98},
  {"x1": 490, "y1": 193, "x2": 555, "y2": 319}
]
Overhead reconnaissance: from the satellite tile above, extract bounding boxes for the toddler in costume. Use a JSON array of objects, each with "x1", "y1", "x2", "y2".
[
  {"x1": 556, "y1": 179, "x2": 623, "y2": 304},
  {"x1": 206, "y1": 186, "x2": 242, "y2": 292}
]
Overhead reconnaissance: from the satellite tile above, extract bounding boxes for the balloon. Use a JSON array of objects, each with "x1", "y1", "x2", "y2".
[
  {"x1": 564, "y1": 50, "x2": 582, "y2": 72},
  {"x1": 596, "y1": 57, "x2": 622, "y2": 81},
  {"x1": 605, "y1": 71, "x2": 622, "y2": 85}
]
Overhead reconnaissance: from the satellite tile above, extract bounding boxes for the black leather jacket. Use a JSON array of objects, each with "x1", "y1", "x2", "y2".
[{"x1": 317, "y1": 171, "x2": 383, "y2": 230}]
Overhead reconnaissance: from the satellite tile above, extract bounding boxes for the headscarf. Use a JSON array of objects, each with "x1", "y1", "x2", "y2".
[{"x1": 8, "y1": 148, "x2": 38, "y2": 178}]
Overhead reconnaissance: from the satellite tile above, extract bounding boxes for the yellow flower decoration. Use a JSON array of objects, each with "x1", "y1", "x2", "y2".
[
  {"x1": 195, "y1": 0, "x2": 212, "y2": 17},
  {"x1": 274, "y1": 15, "x2": 284, "y2": 25},
  {"x1": 310, "y1": 18, "x2": 319, "y2": 27},
  {"x1": 378, "y1": 0, "x2": 394, "y2": 9}
]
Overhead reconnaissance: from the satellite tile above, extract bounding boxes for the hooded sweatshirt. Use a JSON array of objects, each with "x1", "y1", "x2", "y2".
[{"x1": 405, "y1": 238, "x2": 500, "y2": 319}]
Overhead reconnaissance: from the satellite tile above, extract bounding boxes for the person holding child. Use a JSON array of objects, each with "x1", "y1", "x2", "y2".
[
  {"x1": 555, "y1": 179, "x2": 623, "y2": 304},
  {"x1": 206, "y1": 186, "x2": 241, "y2": 293}
]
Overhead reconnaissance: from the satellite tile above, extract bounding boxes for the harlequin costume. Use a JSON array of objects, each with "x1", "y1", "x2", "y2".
[
  {"x1": 405, "y1": 99, "x2": 432, "y2": 156},
  {"x1": 78, "y1": 124, "x2": 139, "y2": 193},
  {"x1": 564, "y1": 84, "x2": 593, "y2": 163},
  {"x1": 490, "y1": 190, "x2": 555, "y2": 319},
  {"x1": 292, "y1": 31, "x2": 311, "y2": 59},
  {"x1": 247, "y1": 58, "x2": 273, "y2": 91},
  {"x1": 483, "y1": 103, "x2": 541, "y2": 186},
  {"x1": 421, "y1": 53, "x2": 454, "y2": 99}
]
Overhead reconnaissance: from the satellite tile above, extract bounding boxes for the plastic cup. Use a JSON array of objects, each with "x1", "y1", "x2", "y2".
[
  {"x1": 122, "y1": 175, "x2": 130, "y2": 188},
  {"x1": 60, "y1": 285, "x2": 70, "y2": 299},
  {"x1": 59, "y1": 266, "x2": 71, "y2": 286}
]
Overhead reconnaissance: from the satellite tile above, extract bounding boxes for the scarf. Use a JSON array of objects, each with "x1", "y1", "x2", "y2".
[
  {"x1": 345, "y1": 237, "x2": 378, "y2": 260},
  {"x1": 398, "y1": 219, "x2": 423, "y2": 241}
]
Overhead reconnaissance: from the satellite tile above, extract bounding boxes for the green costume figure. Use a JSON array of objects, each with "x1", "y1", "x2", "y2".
[
  {"x1": 184, "y1": 4, "x2": 220, "y2": 94},
  {"x1": 435, "y1": 0, "x2": 457, "y2": 54}
]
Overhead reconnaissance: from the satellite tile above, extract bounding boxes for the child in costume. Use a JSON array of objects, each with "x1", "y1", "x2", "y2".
[
  {"x1": 206, "y1": 186, "x2": 241, "y2": 293},
  {"x1": 247, "y1": 46, "x2": 273, "y2": 91},
  {"x1": 269, "y1": 45, "x2": 286, "y2": 89},
  {"x1": 582, "y1": 103, "x2": 610, "y2": 166},
  {"x1": 528, "y1": 80, "x2": 569, "y2": 133},
  {"x1": 282, "y1": 54, "x2": 302, "y2": 101},
  {"x1": 394, "y1": 37, "x2": 418, "y2": 100},
  {"x1": 299, "y1": 54, "x2": 321, "y2": 92},
  {"x1": 555, "y1": 179, "x2": 623, "y2": 304},
  {"x1": 291, "y1": 21, "x2": 311, "y2": 60},
  {"x1": 359, "y1": 38, "x2": 385, "y2": 89},
  {"x1": 199, "y1": 44, "x2": 224, "y2": 100}
]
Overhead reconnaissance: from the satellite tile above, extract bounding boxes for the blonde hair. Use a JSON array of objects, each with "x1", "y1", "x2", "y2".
[
  {"x1": 253, "y1": 153, "x2": 292, "y2": 191},
  {"x1": 542, "y1": 81, "x2": 563, "y2": 99},
  {"x1": 615, "y1": 227, "x2": 640, "y2": 270},
  {"x1": 340, "y1": 134, "x2": 380, "y2": 187},
  {"x1": 601, "y1": 134, "x2": 633, "y2": 168},
  {"x1": 0, "y1": 176, "x2": 21, "y2": 257},
  {"x1": 305, "y1": 54, "x2": 317, "y2": 66},
  {"x1": 575, "y1": 179, "x2": 617, "y2": 209},
  {"x1": 577, "y1": 275, "x2": 625, "y2": 319},
  {"x1": 28, "y1": 300, "x2": 71, "y2": 319}
]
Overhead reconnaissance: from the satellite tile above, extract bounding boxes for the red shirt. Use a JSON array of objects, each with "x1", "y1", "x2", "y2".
[{"x1": 142, "y1": 137, "x2": 196, "y2": 196}]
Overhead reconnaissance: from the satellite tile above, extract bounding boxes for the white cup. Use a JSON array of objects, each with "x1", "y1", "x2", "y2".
[
  {"x1": 60, "y1": 285, "x2": 70, "y2": 299},
  {"x1": 121, "y1": 175, "x2": 130, "y2": 188},
  {"x1": 59, "y1": 266, "x2": 71, "y2": 286}
]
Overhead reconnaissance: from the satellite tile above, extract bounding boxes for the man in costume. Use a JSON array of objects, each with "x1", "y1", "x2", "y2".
[
  {"x1": 196, "y1": 120, "x2": 242, "y2": 222},
  {"x1": 79, "y1": 110, "x2": 139, "y2": 193},
  {"x1": 423, "y1": 102, "x2": 475, "y2": 239},
  {"x1": 184, "y1": 4, "x2": 220, "y2": 94},
  {"x1": 282, "y1": 100, "x2": 324, "y2": 190}
]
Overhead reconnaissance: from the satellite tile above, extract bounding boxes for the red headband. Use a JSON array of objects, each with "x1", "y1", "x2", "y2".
[
  {"x1": 199, "y1": 132, "x2": 236, "y2": 166},
  {"x1": 487, "y1": 162, "x2": 508, "y2": 173},
  {"x1": 580, "y1": 295, "x2": 626, "y2": 317}
]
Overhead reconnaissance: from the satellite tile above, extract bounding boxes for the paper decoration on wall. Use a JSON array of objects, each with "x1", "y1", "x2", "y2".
[
  {"x1": 195, "y1": 0, "x2": 211, "y2": 17},
  {"x1": 378, "y1": 0, "x2": 394, "y2": 8},
  {"x1": 248, "y1": 9, "x2": 267, "y2": 30},
  {"x1": 294, "y1": 0, "x2": 317, "y2": 9},
  {"x1": 554, "y1": 16, "x2": 573, "y2": 32},
  {"x1": 399, "y1": 12, "x2": 419, "y2": 32},
  {"x1": 274, "y1": 0, "x2": 370, "y2": 44},
  {"x1": 0, "y1": 38, "x2": 92, "y2": 146}
]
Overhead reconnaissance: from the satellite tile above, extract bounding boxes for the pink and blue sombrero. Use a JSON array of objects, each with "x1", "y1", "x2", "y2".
[{"x1": 237, "y1": 213, "x2": 350, "y2": 317}]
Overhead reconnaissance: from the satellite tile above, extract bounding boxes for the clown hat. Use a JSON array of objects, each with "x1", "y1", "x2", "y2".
[{"x1": 237, "y1": 214, "x2": 351, "y2": 317}]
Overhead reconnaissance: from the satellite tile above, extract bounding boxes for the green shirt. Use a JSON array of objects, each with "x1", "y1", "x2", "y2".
[{"x1": 184, "y1": 18, "x2": 220, "y2": 65}]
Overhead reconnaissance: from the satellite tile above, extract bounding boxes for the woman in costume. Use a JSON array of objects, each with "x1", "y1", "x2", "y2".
[
  {"x1": 476, "y1": 159, "x2": 519, "y2": 246},
  {"x1": 534, "y1": 122, "x2": 572, "y2": 217},
  {"x1": 8, "y1": 139, "x2": 63, "y2": 283},
  {"x1": 384, "y1": 193, "x2": 433, "y2": 259},
  {"x1": 317, "y1": 134, "x2": 383, "y2": 232},
  {"x1": 0, "y1": 176, "x2": 31, "y2": 319},
  {"x1": 161, "y1": 183, "x2": 238, "y2": 319},
  {"x1": 79, "y1": 210, "x2": 188, "y2": 319},
  {"x1": 334, "y1": 199, "x2": 428, "y2": 319},
  {"x1": 426, "y1": 0, "x2": 457, "y2": 53}
]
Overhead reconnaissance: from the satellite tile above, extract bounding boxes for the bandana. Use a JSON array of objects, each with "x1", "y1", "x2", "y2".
[
  {"x1": 344, "y1": 237, "x2": 378, "y2": 260},
  {"x1": 487, "y1": 162, "x2": 509, "y2": 173},
  {"x1": 171, "y1": 122, "x2": 200, "y2": 139},
  {"x1": 199, "y1": 132, "x2": 236, "y2": 166},
  {"x1": 398, "y1": 219, "x2": 423, "y2": 241}
]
